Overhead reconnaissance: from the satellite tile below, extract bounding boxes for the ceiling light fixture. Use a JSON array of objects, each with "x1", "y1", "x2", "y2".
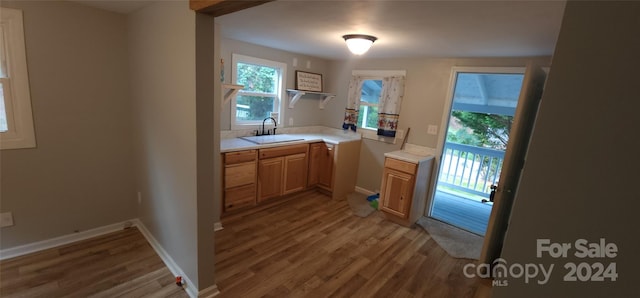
[{"x1": 342, "y1": 34, "x2": 377, "y2": 55}]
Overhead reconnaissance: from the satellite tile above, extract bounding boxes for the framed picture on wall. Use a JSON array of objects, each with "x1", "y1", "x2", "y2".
[{"x1": 295, "y1": 71, "x2": 323, "y2": 92}]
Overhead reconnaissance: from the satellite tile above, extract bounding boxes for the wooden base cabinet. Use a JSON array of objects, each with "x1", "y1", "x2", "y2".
[
  {"x1": 379, "y1": 155, "x2": 434, "y2": 227},
  {"x1": 223, "y1": 150, "x2": 258, "y2": 212},
  {"x1": 258, "y1": 144, "x2": 308, "y2": 202},
  {"x1": 223, "y1": 139, "x2": 362, "y2": 214}
]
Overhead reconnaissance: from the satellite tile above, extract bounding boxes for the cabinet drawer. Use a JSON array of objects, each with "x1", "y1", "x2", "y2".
[
  {"x1": 384, "y1": 158, "x2": 417, "y2": 174},
  {"x1": 224, "y1": 150, "x2": 257, "y2": 164},
  {"x1": 225, "y1": 162, "x2": 256, "y2": 189},
  {"x1": 259, "y1": 144, "x2": 308, "y2": 159},
  {"x1": 225, "y1": 184, "x2": 256, "y2": 212}
]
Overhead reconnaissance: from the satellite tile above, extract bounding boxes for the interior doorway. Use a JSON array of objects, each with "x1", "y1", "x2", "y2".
[{"x1": 429, "y1": 67, "x2": 526, "y2": 236}]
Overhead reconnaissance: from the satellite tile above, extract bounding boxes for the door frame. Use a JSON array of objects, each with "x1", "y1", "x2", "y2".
[
  {"x1": 479, "y1": 64, "x2": 546, "y2": 264},
  {"x1": 425, "y1": 66, "x2": 526, "y2": 218}
]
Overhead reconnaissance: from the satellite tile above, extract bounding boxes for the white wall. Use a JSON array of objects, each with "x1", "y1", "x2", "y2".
[
  {"x1": 128, "y1": 1, "x2": 200, "y2": 288},
  {"x1": 0, "y1": 0, "x2": 135, "y2": 249},
  {"x1": 496, "y1": 1, "x2": 639, "y2": 296}
]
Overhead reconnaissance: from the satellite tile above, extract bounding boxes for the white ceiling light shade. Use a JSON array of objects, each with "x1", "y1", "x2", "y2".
[{"x1": 342, "y1": 34, "x2": 377, "y2": 55}]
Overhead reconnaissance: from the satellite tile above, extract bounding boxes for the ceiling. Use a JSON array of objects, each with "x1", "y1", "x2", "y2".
[
  {"x1": 216, "y1": 0, "x2": 566, "y2": 60},
  {"x1": 72, "y1": 0, "x2": 566, "y2": 61}
]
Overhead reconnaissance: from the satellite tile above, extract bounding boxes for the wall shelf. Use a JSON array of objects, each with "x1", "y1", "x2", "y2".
[
  {"x1": 222, "y1": 84, "x2": 244, "y2": 107},
  {"x1": 287, "y1": 89, "x2": 335, "y2": 109}
]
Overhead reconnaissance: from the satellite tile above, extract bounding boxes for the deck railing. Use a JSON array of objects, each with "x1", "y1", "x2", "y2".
[{"x1": 438, "y1": 142, "x2": 505, "y2": 197}]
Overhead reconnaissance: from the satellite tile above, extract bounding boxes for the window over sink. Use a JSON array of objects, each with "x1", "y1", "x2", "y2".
[{"x1": 231, "y1": 54, "x2": 286, "y2": 129}]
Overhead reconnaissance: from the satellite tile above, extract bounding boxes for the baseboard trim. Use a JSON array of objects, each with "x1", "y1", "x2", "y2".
[
  {"x1": 213, "y1": 222, "x2": 223, "y2": 231},
  {"x1": 198, "y1": 284, "x2": 220, "y2": 297},
  {"x1": 131, "y1": 219, "x2": 200, "y2": 298},
  {"x1": 355, "y1": 186, "x2": 377, "y2": 196},
  {"x1": 0, "y1": 220, "x2": 135, "y2": 261}
]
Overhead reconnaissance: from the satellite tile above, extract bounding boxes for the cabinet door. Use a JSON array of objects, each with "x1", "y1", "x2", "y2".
[
  {"x1": 307, "y1": 143, "x2": 322, "y2": 186},
  {"x1": 258, "y1": 157, "x2": 284, "y2": 202},
  {"x1": 380, "y1": 168, "x2": 414, "y2": 218},
  {"x1": 318, "y1": 144, "x2": 334, "y2": 190},
  {"x1": 283, "y1": 153, "x2": 308, "y2": 195}
]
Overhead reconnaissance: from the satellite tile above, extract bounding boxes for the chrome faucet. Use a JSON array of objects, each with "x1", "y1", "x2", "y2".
[{"x1": 258, "y1": 117, "x2": 277, "y2": 136}]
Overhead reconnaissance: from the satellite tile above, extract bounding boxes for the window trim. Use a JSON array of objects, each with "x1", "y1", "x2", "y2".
[
  {"x1": 231, "y1": 53, "x2": 286, "y2": 130},
  {"x1": 0, "y1": 8, "x2": 35, "y2": 150}
]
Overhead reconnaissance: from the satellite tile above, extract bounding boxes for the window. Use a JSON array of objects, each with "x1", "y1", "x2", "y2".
[
  {"x1": 231, "y1": 54, "x2": 286, "y2": 129},
  {"x1": 0, "y1": 8, "x2": 35, "y2": 149},
  {"x1": 359, "y1": 79, "x2": 382, "y2": 130},
  {"x1": 350, "y1": 70, "x2": 406, "y2": 140}
]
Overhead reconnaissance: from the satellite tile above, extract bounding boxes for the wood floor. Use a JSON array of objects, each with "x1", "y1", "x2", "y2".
[
  {"x1": 0, "y1": 227, "x2": 188, "y2": 298},
  {"x1": 216, "y1": 190, "x2": 492, "y2": 297},
  {"x1": 0, "y1": 189, "x2": 491, "y2": 298}
]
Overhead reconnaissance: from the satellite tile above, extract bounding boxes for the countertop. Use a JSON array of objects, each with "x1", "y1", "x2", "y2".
[
  {"x1": 384, "y1": 149, "x2": 435, "y2": 164},
  {"x1": 221, "y1": 132, "x2": 361, "y2": 153}
]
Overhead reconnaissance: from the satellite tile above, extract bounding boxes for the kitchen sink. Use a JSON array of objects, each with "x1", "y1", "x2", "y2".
[{"x1": 239, "y1": 134, "x2": 305, "y2": 145}]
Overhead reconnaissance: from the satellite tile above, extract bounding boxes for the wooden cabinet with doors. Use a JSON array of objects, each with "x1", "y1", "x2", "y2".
[
  {"x1": 379, "y1": 154, "x2": 434, "y2": 227},
  {"x1": 257, "y1": 157, "x2": 284, "y2": 201},
  {"x1": 223, "y1": 149, "x2": 257, "y2": 212},
  {"x1": 308, "y1": 142, "x2": 334, "y2": 191},
  {"x1": 258, "y1": 144, "x2": 308, "y2": 202}
]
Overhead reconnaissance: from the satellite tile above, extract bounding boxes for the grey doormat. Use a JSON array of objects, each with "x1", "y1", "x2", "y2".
[
  {"x1": 416, "y1": 217, "x2": 483, "y2": 260},
  {"x1": 346, "y1": 192, "x2": 376, "y2": 217}
]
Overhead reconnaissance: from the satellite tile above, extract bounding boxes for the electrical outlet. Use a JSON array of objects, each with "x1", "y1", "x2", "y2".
[
  {"x1": 137, "y1": 192, "x2": 142, "y2": 205},
  {"x1": 306, "y1": 60, "x2": 311, "y2": 69},
  {"x1": 0, "y1": 212, "x2": 14, "y2": 228},
  {"x1": 289, "y1": 117, "x2": 293, "y2": 126},
  {"x1": 427, "y1": 125, "x2": 438, "y2": 135},
  {"x1": 396, "y1": 129, "x2": 404, "y2": 139}
]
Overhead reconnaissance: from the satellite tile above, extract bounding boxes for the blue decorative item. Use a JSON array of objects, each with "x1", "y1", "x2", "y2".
[{"x1": 366, "y1": 193, "x2": 379, "y2": 201}]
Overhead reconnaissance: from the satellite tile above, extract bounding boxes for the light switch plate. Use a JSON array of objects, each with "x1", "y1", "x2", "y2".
[
  {"x1": 0, "y1": 212, "x2": 14, "y2": 228},
  {"x1": 427, "y1": 125, "x2": 438, "y2": 135}
]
